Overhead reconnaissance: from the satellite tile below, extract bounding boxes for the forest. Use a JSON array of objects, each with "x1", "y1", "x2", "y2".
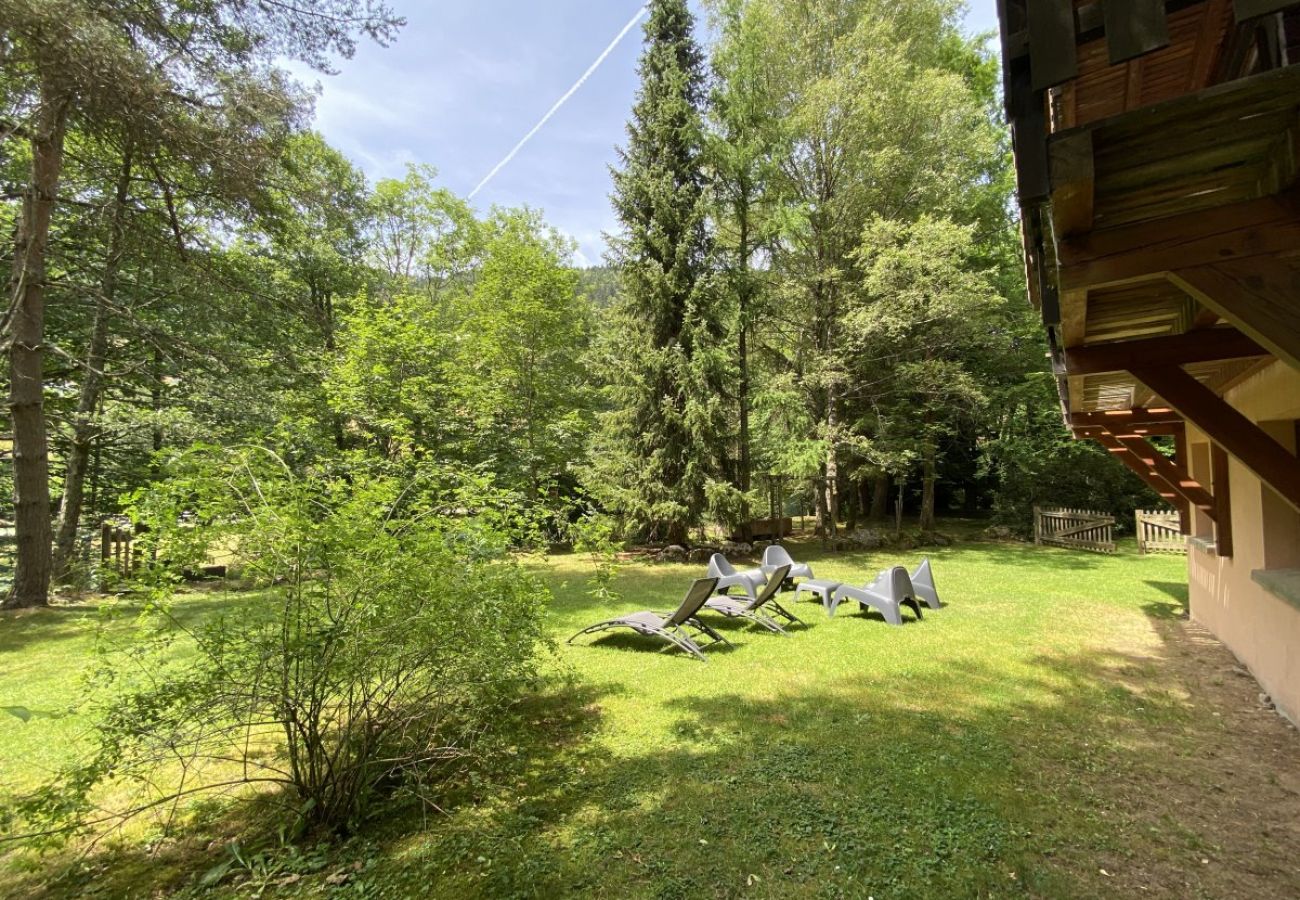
[
  {"x1": 0, "y1": 0, "x2": 1162, "y2": 614},
  {"x1": 0, "y1": 0, "x2": 1216, "y2": 892}
]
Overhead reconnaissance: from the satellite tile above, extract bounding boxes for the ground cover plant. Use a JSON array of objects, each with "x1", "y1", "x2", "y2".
[{"x1": 2, "y1": 536, "x2": 1297, "y2": 898}]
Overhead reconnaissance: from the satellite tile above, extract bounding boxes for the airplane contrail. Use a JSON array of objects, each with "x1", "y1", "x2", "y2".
[{"x1": 468, "y1": 4, "x2": 648, "y2": 199}]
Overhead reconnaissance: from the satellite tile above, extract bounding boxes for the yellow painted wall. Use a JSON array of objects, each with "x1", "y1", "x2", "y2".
[{"x1": 1185, "y1": 360, "x2": 1300, "y2": 724}]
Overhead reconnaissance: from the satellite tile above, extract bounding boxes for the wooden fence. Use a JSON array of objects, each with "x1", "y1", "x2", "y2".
[
  {"x1": 100, "y1": 521, "x2": 137, "y2": 579},
  {"x1": 1135, "y1": 509, "x2": 1186, "y2": 554},
  {"x1": 1033, "y1": 506, "x2": 1116, "y2": 553}
]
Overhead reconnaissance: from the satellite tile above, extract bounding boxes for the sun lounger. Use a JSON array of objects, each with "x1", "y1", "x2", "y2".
[
  {"x1": 760, "y1": 544, "x2": 814, "y2": 581},
  {"x1": 911, "y1": 557, "x2": 942, "y2": 609},
  {"x1": 567, "y1": 577, "x2": 728, "y2": 661},
  {"x1": 707, "y1": 553, "x2": 766, "y2": 600},
  {"x1": 701, "y1": 564, "x2": 802, "y2": 634},
  {"x1": 830, "y1": 566, "x2": 923, "y2": 625}
]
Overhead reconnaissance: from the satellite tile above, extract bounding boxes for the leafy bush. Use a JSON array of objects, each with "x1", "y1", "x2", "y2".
[{"x1": 10, "y1": 448, "x2": 549, "y2": 841}]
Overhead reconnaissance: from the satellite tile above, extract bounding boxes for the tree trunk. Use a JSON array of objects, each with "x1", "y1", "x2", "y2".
[
  {"x1": 813, "y1": 476, "x2": 828, "y2": 545},
  {"x1": 53, "y1": 145, "x2": 133, "y2": 582},
  {"x1": 919, "y1": 443, "x2": 937, "y2": 531},
  {"x1": 666, "y1": 521, "x2": 688, "y2": 547},
  {"x1": 735, "y1": 206, "x2": 753, "y2": 542},
  {"x1": 869, "y1": 474, "x2": 890, "y2": 520},
  {"x1": 4, "y1": 90, "x2": 68, "y2": 609},
  {"x1": 823, "y1": 394, "x2": 839, "y2": 539}
]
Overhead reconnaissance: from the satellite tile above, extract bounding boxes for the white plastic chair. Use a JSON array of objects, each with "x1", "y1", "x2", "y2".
[
  {"x1": 761, "y1": 544, "x2": 813, "y2": 581},
  {"x1": 706, "y1": 553, "x2": 766, "y2": 600}
]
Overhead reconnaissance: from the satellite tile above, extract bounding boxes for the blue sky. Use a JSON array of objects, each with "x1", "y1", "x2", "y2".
[{"x1": 295, "y1": 1, "x2": 1001, "y2": 267}]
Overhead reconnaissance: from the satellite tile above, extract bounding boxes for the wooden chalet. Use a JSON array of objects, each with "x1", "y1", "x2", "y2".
[{"x1": 996, "y1": 1, "x2": 1300, "y2": 720}]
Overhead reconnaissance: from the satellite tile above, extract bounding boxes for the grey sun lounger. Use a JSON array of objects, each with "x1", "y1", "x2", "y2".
[
  {"x1": 706, "y1": 553, "x2": 767, "y2": 600},
  {"x1": 761, "y1": 544, "x2": 814, "y2": 581},
  {"x1": 911, "y1": 557, "x2": 942, "y2": 609},
  {"x1": 702, "y1": 564, "x2": 803, "y2": 635},
  {"x1": 567, "y1": 577, "x2": 729, "y2": 661},
  {"x1": 830, "y1": 566, "x2": 924, "y2": 626}
]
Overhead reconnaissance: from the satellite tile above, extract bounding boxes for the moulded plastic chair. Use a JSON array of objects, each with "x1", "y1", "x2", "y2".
[
  {"x1": 761, "y1": 544, "x2": 814, "y2": 581},
  {"x1": 706, "y1": 553, "x2": 766, "y2": 600},
  {"x1": 910, "y1": 557, "x2": 942, "y2": 609},
  {"x1": 830, "y1": 566, "x2": 923, "y2": 626}
]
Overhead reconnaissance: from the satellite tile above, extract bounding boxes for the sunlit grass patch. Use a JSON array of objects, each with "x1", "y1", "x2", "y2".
[{"x1": 3, "y1": 538, "x2": 1297, "y2": 898}]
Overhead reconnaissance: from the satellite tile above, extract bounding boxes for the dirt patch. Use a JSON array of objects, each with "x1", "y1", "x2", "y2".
[{"x1": 1051, "y1": 614, "x2": 1300, "y2": 898}]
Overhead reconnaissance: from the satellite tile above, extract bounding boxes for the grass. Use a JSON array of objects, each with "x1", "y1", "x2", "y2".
[{"x1": 2, "y1": 535, "x2": 1298, "y2": 898}]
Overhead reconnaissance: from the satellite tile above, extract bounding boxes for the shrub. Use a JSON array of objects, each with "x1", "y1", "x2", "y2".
[{"x1": 10, "y1": 448, "x2": 549, "y2": 841}]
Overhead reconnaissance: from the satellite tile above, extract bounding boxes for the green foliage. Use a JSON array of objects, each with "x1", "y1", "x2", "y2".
[
  {"x1": 7, "y1": 447, "x2": 548, "y2": 840},
  {"x1": 594, "y1": 0, "x2": 733, "y2": 544},
  {"x1": 563, "y1": 510, "x2": 623, "y2": 606},
  {"x1": 453, "y1": 209, "x2": 596, "y2": 497}
]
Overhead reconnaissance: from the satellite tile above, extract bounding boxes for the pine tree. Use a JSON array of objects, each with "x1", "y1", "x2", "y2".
[{"x1": 596, "y1": 0, "x2": 731, "y2": 545}]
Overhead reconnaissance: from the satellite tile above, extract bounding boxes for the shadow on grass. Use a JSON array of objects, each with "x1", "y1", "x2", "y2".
[
  {"x1": 1143, "y1": 580, "x2": 1189, "y2": 617},
  {"x1": 353, "y1": 645, "x2": 1275, "y2": 898},
  {"x1": 7, "y1": 620, "x2": 1298, "y2": 899}
]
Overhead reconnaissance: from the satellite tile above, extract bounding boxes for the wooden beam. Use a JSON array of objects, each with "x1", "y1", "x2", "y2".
[
  {"x1": 1211, "y1": 443, "x2": 1234, "y2": 556},
  {"x1": 1060, "y1": 289, "x2": 1088, "y2": 347},
  {"x1": 1190, "y1": 0, "x2": 1233, "y2": 90},
  {"x1": 1049, "y1": 131, "x2": 1095, "y2": 240},
  {"x1": 1084, "y1": 428, "x2": 1195, "y2": 505},
  {"x1": 1058, "y1": 190, "x2": 1300, "y2": 290},
  {"x1": 1131, "y1": 364, "x2": 1300, "y2": 512},
  {"x1": 1028, "y1": 0, "x2": 1079, "y2": 90},
  {"x1": 1008, "y1": 59, "x2": 1051, "y2": 204},
  {"x1": 1116, "y1": 434, "x2": 1219, "y2": 515},
  {"x1": 1168, "y1": 260, "x2": 1300, "y2": 373},
  {"x1": 1107, "y1": 0, "x2": 1171, "y2": 64},
  {"x1": 1064, "y1": 329, "x2": 1266, "y2": 375},
  {"x1": 1236, "y1": 0, "x2": 1297, "y2": 23},
  {"x1": 1069, "y1": 407, "x2": 1182, "y2": 426},
  {"x1": 1100, "y1": 422, "x2": 1185, "y2": 436}
]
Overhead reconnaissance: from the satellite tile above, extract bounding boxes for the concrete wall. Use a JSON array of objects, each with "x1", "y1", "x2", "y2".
[{"x1": 1185, "y1": 360, "x2": 1300, "y2": 724}]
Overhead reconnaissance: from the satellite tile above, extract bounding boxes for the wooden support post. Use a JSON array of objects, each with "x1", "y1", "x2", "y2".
[
  {"x1": 1211, "y1": 444, "x2": 1234, "y2": 557},
  {"x1": 1115, "y1": 434, "x2": 1218, "y2": 517},
  {"x1": 1168, "y1": 260, "x2": 1300, "y2": 374},
  {"x1": 1132, "y1": 364, "x2": 1300, "y2": 513},
  {"x1": 1174, "y1": 428, "x2": 1192, "y2": 535}
]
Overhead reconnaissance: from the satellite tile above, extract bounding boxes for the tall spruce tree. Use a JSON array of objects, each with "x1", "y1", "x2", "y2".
[{"x1": 596, "y1": 0, "x2": 731, "y2": 545}]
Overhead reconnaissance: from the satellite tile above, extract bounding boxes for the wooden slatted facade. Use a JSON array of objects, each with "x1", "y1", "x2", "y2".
[{"x1": 998, "y1": 1, "x2": 1300, "y2": 723}]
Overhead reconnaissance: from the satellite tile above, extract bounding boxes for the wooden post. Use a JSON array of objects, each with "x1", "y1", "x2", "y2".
[
  {"x1": 1211, "y1": 444, "x2": 1233, "y2": 558},
  {"x1": 1033, "y1": 505, "x2": 1041, "y2": 545},
  {"x1": 1135, "y1": 509, "x2": 1144, "y2": 554}
]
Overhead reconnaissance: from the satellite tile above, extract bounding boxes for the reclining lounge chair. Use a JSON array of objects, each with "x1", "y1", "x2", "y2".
[
  {"x1": 761, "y1": 544, "x2": 814, "y2": 582},
  {"x1": 707, "y1": 553, "x2": 767, "y2": 600},
  {"x1": 911, "y1": 557, "x2": 942, "y2": 609},
  {"x1": 567, "y1": 577, "x2": 728, "y2": 662},
  {"x1": 830, "y1": 567, "x2": 924, "y2": 626},
  {"x1": 701, "y1": 564, "x2": 802, "y2": 635}
]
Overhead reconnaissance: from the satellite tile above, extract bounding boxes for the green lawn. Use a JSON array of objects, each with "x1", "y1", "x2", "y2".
[{"x1": 3, "y1": 537, "x2": 1298, "y2": 898}]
